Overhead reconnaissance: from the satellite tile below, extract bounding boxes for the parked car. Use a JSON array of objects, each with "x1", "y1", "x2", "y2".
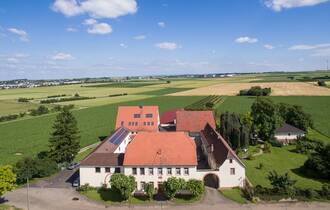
[
  {"x1": 67, "y1": 162, "x2": 79, "y2": 170},
  {"x1": 72, "y1": 178, "x2": 80, "y2": 187}
]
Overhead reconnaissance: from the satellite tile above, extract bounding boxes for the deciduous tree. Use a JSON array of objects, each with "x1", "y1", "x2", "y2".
[{"x1": 0, "y1": 165, "x2": 16, "y2": 197}]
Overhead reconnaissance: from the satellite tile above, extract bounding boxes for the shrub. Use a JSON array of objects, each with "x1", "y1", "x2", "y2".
[
  {"x1": 269, "y1": 139, "x2": 283, "y2": 147},
  {"x1": 263, "y1": 142, "x2": 272, "y2": 153},
  {"x1": 18, "y1": 97, "x2": 31, "y2": 102},
  {"x1": 305, "y1": 189, "x2": 319, "y2": 199},
  {"x1": 0, "y1": 114, "x2": 19, "y2": 122},
  {"x1": 163, "y1": 177, "x2": 186, "y2": 199},
  {"x1": 267, "y1": 171, "x2": 297, "y2": 195},
  {"x1": 317, "y1": 80, "x2": 326, "y2": 87},
  {"x1": 321, "y1": 183, "x2": 330, "y2": 199},
  {"x1": 14, "y1": 157, "x2": 38, "y2": 184},
  {"x1": 186, "y1": 179, "x2": 204, "y2": 198},
  {"x1": 144, "y1": 183, "x2": 155, "y2": 200},
  {"x1": 30, "y1": 105, "x2": 49, "y2": 116},
  {"x1": 239, "y1": 86, "x2": 271, "y2": 96},
  {"x1": 77, "y1": 184, "x2": 94, "y2": 192},
  {"x1": 303, "y1": 144, "x2": 330, "y2": 179},
  {"x1": 110, "y1": 174, "x2": 136, "y2": 200},
  {"x1": 295, "y1": 137, "x2": 323, "y2": 154}
]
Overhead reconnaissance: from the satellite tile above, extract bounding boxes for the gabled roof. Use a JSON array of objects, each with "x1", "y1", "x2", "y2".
[
  {"x1": 80, "y1": 127, "x2": 130, "y2": 166},
  {"x1": 160, "y1": 109, "x2": 183, "y2": 124},
  {"x1": 275, "y1": 123, "x2": 305, "y2": 134},
  {"x1": 123, "y1": 132, "x2": 197, "y2": 166},
  {"x1": 115, "y1": 106, "x2": 159, "y2": 132},
  {"x1": 176, "y1": 110, "x2": 216, "y2": 132},
  {"x1": 200, "y1": 123, "x2": 245, "y2": 168}
]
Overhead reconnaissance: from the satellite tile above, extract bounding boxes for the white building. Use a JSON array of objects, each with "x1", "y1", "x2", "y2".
[
  {"x1": 79, "y1": 106, "x2": 246, "y2": 191},
  {"x1": 274, "y1": 123, "x2": 305, "y2": 144}
]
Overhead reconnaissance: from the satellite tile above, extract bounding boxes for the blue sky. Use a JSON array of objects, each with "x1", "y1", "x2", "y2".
[{"x1": 1, "y1": 0, "x2": 330, "y2": 80}]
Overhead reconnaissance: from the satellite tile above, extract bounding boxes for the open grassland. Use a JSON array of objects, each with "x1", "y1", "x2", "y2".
[
  {"x1": 0, "y1": 96, "x2": 204, "y2": 165},
  {"x1": 243, "y1": 145, "x2": 326, "y2": 190},
  {"x1": 171, "y1": 82, "x2": 330, "y2": 96},
  {"x1": 215, "y1": 96, "x2": 330, "y2": 137},
  {"x1": 0, "y1": 100, "x2": 39, "y2": 115}
]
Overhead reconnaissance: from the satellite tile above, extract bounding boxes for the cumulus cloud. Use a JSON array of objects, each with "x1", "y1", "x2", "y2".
[
  {"x1": 155, "y1": 42, "x2": 180, "y2": 50},
  {"x1": 52, "y1": 0, "x2": 137, "y2": 18},
  {"x1": 83, "y1": 19, "x2": 112, "y2": 34},
  {"x1": 158, "y1": 22, "x2": 166, "y2": 28},
  {"x1": 264, "y1": 44, "x2": 275, "y2": 50},
  {"x1": 133, "y1": 35, "x2": 146, "y2": 40},
  {"x1": 235, "y1": 36, "x2": 258, "y2": 44},
  {"x1": 52, "y1": 52, "x2": 74, "y2": 61},
  {"x1": 119, "y1": 43, "x2": 128, "y2": 48},
  {"x1": 264, "y1": 0, "x2": 329, "y2": 11},
  {"x1": 8, "y1": 28, "x2": 29, "y2": 42}
]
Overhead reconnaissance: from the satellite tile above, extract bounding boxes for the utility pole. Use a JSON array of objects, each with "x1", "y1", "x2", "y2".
[{"x1": 327, "y1": 59, "x2": 329, "y2": 71}]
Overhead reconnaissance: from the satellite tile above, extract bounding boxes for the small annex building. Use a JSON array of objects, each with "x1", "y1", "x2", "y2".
[{"x1": 274, "y1": 123, "x2": 305, "y2": 144}]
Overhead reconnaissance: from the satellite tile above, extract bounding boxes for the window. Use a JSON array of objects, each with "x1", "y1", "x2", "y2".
[
  {"x1": 95, "y1": 167, "x2": 101, "y2": 173},
  {"x1": 132, "y1": 168, "x2": 137, "y2": 175},
  {"x1": 158, "y1": 168, "x2": 163, "y2": 175},
  {"x1": 230, "y1": 168, "x2": 235, "y2": 175},
  {"x1": 151, "y1": 122, "x2": 154, "y2": 126},
  {"x1": 105, "y1": 167, "x2": 110, "y2": 173},
  {"x1": 115, "y1": 167, "x2": 120, "y2": 173},
  {"x1": 167, "y1": 168, "x2": 172, "y2": 175},
  {"x1": 176, "y1": 168, "x2": 181, "y2": 175},
  {"x1": 147, "y1": 122, "x2": 150, "y2": 126},
  {"x1": 133, "y1": 114, "x2": 141, "y2": 118},
  {"x1": 121, "y1": 121, "x2": 124, "y2": 126},
  {"x1": 140, "y1": 168, "x2": 145, "y2": 175},
  {"x1": 135, "y1": 122, "x2": 138, "y2": 126},
  {"x1": 229, "y1": 159, "x2": 233, "y2": 163},
  {"x1": 184, "y1": 168, "x2": 189, "y2": 175},
  {"x1": 144, "y1": 122, "x2": 147, "y2": 126},
  {"x1": 149, "y1": 168, "x2": 154, "y2": 175},
  {"x1": 141, "y1": 182, "x2": 146, "y2": 191},
  {"x1": 128, "y1": 122, "x2": 132, "y2": 126},
  {"x1": 145, "y1": 113, "x2": 153, "y2": 118}
]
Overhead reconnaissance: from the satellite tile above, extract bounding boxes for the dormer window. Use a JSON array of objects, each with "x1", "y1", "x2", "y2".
[
  {"x1": 133, "y1": 114, "x2": 141, "y2": 118},
  {"x1": 145, "y1": 113, "x2": 153, "y2": 118}
]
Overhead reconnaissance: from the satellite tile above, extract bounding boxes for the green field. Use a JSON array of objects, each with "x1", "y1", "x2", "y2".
[
  {"x1": 0, "y1": 96, "x2": 203, "y2": 164},
  {"x1": 243, "y1": 145, "x2": 326, "y2": 190},
  {"x1": 216, "y1": 96, "x2": 330, "y2": 137}
]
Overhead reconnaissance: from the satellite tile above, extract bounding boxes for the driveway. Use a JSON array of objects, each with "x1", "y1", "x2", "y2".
[
  {"x1": 30, "y1": 169, "x2": 79, "y2": 188},
  {"x1": 3, "y1": 187, "x2": 330, "y2": 210}
]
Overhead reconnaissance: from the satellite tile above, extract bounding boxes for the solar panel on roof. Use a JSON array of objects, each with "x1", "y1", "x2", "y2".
[{"x1": 109, "y1": 128, "x2": 128, "y2": 145}]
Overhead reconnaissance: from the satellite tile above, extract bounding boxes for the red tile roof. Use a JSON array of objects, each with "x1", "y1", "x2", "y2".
[
  {"x1": 115, "y1": 106, "x2": 159, "y2": 132},
  {"x1": 160, "y1": 109, "x2": 183, "y2": 124},
  {"x1": 123, "y1": 132, "x2": 197, "y2": 166},
  {"x1": 176, "y1": 110, "x2": 216, "y2": 132}
]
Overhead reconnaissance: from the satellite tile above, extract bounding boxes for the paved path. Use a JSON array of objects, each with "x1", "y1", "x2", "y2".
[{"x1": 3, "y1": 187, "x2": 330, "y2": 210}]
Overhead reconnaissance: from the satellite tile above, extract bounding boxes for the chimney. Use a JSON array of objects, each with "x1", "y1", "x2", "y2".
[{"x1": 210, "y1": 144, "x2": 214, "y2": 153}]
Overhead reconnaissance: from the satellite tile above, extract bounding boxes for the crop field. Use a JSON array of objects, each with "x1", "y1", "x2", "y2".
[
  {"x1": 0, "y1": 96, "x2": 204, "y2": 164},
  {"x1": 171, "y1": 82, "x2": 330, "y2": 96},
  {"x1": 185, "y1": 95, "x2": 224, "y2": 110}
]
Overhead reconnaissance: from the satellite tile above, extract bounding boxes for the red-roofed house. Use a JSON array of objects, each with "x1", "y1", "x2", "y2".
[
  {"x1": 176, "y1": 110, "x2": 216, "y2": 133},
  {"x1": 160, "y1": 109, "x2": 183, "y2": 126},
  {"x1": 115, "y1": 106, "x2": 160, "y2": 132}
]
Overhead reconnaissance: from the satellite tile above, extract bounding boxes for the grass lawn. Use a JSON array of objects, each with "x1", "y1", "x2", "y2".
[
  {"x1": 220, "y1": 188, "x2": 248, "y2": 204},
  {"x1": 306, "y1": 128, "x2": 330, "y2": 145},
  {"x1": 75, "y1": 147, "x2": 94, "y2": 162},
  {"x1": 0, "y1": 204, "x2": 21, "y2": 210},
  {"x1": 243, "y1": 145, "x2": 326, "y2": 190},
  {"x1": 0, "y1": 95, "x2": 204, "y2": 165},
  {"x1": 216, "y1": 96, "x2": 330, "y2": 137}
]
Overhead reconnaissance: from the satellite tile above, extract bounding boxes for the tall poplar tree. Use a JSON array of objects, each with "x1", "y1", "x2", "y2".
[{"x1": 49, "y1": 108, "x2": 80, "y2": 163}]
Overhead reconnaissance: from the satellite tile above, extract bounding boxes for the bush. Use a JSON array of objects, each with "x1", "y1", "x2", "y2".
[
  {"x1": 321, "y1": 183, "x2": 330, "y2": 199},
  {"x1": 239, "y1": 86, "x2": 271, "y2": 96},
  {"x1": 0, "y1": 114, "x2": 19, "y2": 122},
  {"x1": 317, "y1": 80, "x2": 326, "y2": 87},
  {"x1": 263, "y1": 142, "x2": 272, "y2": 153},
  {"x1": 295, "y1": 137, "x2": 323, "y2": 154},
  {"x1": 186, "y1": 179, "x2": 204, "y2": 198},
  {"x1": 77, "y1": 184, "x2": 95, "y2": 192},
  {"x1": 18, "y1": 97, "x2": 32, "y2": 102},
  {"x1": 303, "y1": 144, "x2": 330, "y2": 179},
  {"x1": 267, "y1": 171, "x2": 297, "y2": 195},
  {"x1": 305, "y1": 189, "x2": 319, "y2": 199},
  {"x1": 163, "y1": 177, "x2": 186, "y2": 199},
  {"x1": 144, "y1": 183, "x2": 155, "y2": 200},
  {"x1": 269, "y1": 139, "x2": 283, "y2": 147},
  {"x1": 110, "y1": 174, "x2": 136, "y2": 200},
  {"x1": 30, "y1": 105, "x2": 49, "y2": 116}
]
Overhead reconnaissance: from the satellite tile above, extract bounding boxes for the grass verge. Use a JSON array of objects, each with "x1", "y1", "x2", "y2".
[{"x1": 220, "y1": 188, "x2": 248, "y2": 204}]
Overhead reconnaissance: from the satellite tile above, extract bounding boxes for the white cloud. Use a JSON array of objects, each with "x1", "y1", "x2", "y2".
[
  {"x1": 83, "y1": 18, "x2": 97, "y2": 25},
  {"x1": 289, "y1": 43, "x2": 330, "y2": 57},
  {"x1": 158, "y1": 22, "x2": 166, "y2": 28},
  {"x1": 66, "y1": 27, "x2": 78, "y2": 32},
  {"x1": 7, "y1": 57, "x2": 19, "y2": 63},
  {"x1": 8, "y1": 28, "x2": 29, "y2": 42},
  {"x1": 264, "y1": 0, "x2": 329, "y2": 11},
  {"x1": 133, "y1": 35, "x2": 146, "y2": 40},
  {"x1": 289, "y1": 43, "x2": 330, "y2": 50},
  {"x1": 52, "y1": 52, "x2": 74, "y2": 61},
  {"x1": 235, "y1": 36, "x2": 258, "y2": 44},
  {"x1": 155, "y1": 42, "x2": 180, "y2": 50},
  {"x1": 87, "y1": 22, "x2": 112, "y2": 34},
  {"x1": 264, "y1": 44, "x2": 275, "y2": 50},
  {"x1": 119, "y1": 43, "x2": 128, "y2": 48},
  {"x1": 52, "y1": 0, "x2": 137, "y2": 18}
]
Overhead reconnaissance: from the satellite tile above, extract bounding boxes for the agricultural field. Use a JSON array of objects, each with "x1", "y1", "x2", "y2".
[
  {"x1": 170, "y1": 82, "x2": 330, "y2": 96},
  {"x1": 0, "y1": 96, "x2": 204, "y2": 165}
]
